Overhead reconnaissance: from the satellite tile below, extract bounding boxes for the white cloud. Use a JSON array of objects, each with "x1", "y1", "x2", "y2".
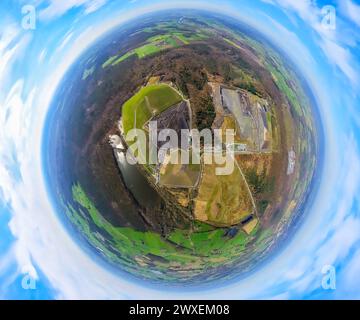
[
  {"x1": 0, "y1": 0, "x2": 266, "y2": 299},
  {"x1": 319, "y1": 38, "x2": 357, "y2": 86},
  {"x1": 53, "y1": 31, "x2": 74, "y2": 55},
  {"x1": 264, "y1": 15, "x2": 315, "y2": 67},
  {"x1": 1, "y1": 0, "x2": 360, "y2": 299},
  {"x1": 209, "y1": 136, "x2": 360, "y2": 299},
  {"x1": 38, "y1": 49, "x2": 47, "y2": 63},
  {"x1": 340, "y1": 0, "x2": 360, "y2": 27},
  {"x1": 39, "y1": 0, "x2": 108, "y2": 21},
  {"x1": 340, "y1": 248, "x2": 360, "y2": 298},
  {"x1": 0, "y1": 25, "x2": 25, "y2": 91},
  {"x1": 84, "y1": 0, "x2": 107, "y2": 14},
  {"x1": 262, "y1": 0, "x2": 359, "y2": 85}
]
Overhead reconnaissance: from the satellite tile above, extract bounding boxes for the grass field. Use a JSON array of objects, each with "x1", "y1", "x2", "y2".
[
  {"x1": 135, "y1": 44, "x2": 161, "y2": 58},
  {"x1": 147, "y1": 34, "x2": 182, "y2": 47},
  {"x1": 104, "y1": 35, "x2": 178, "y2": 68},
  {"x1": 111, "y1": 51, "x2": 134, "y2": 66},
  {"x1": 194, "y1": 157, "x2": 254, "y2": 226},
  {"x1": 223, "y1": 38, "x2": 242, "y2": 50},
  {"x1": 102, "y1": 55, "x2": 119, "y2": 68},
  {"x1": 111, "y1": 36, "x2": 179, "y2": 65},
  {"x1": 102, "y1": 28, "x2": 209, "y2": 67},
  {"x1": 122, "y1": 84, "x2": 183, "y2": 135},
  {"x1": 66, "y1": 183, "x2": 258, "y2": 280}
]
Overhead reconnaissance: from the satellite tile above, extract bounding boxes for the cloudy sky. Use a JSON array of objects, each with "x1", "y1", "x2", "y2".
[{"x1": 0, "y1": 0, "x2": 360, "y2": 299}]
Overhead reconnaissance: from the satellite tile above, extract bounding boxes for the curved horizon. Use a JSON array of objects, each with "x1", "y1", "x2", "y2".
[{"x1": 0, "y1": 0, "x2": 359, "y2": 299}]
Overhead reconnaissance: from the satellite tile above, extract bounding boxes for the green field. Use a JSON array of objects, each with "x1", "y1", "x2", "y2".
[
  {"x1": 104, "y1": 43, "x2": 163, "y2": 67},
  {"x1": 135, "y1": 44, "x2": 161, "y2": 58},
  {"x1": 102, "y1": 28, "x2": 209, "y2": 68},
  {"x1": 122, "y1": 84, "x2": 183, "y2": 135},
  {"x1": 102, "y1": 55, "x2": 119, "y2": 68},
  {"x1": 64, "y1": 183, "x2": 259, "y2": 280},
  {"x1": 224, "y1": 38, "x2": 242, "y2": 50},
  {"x1": 111, "y1": 52, "x2": 134, "y2": 65},
  {"x1": 147, "y1": 34, "x2": 182, "y2": 47}
]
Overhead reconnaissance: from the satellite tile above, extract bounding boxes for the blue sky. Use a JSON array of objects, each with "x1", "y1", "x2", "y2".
[{"x1": 0, "y1": 0, "x2": 360, "y2": 299}]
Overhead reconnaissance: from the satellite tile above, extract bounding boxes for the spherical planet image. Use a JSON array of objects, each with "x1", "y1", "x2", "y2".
[{"x1": 43, "y1": 10, "x2": 319, "y2": 285}]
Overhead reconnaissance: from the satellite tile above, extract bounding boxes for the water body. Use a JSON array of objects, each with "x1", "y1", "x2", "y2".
[{"x1": 115, "y1": 150, "x2": 160, "y2": 209}]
